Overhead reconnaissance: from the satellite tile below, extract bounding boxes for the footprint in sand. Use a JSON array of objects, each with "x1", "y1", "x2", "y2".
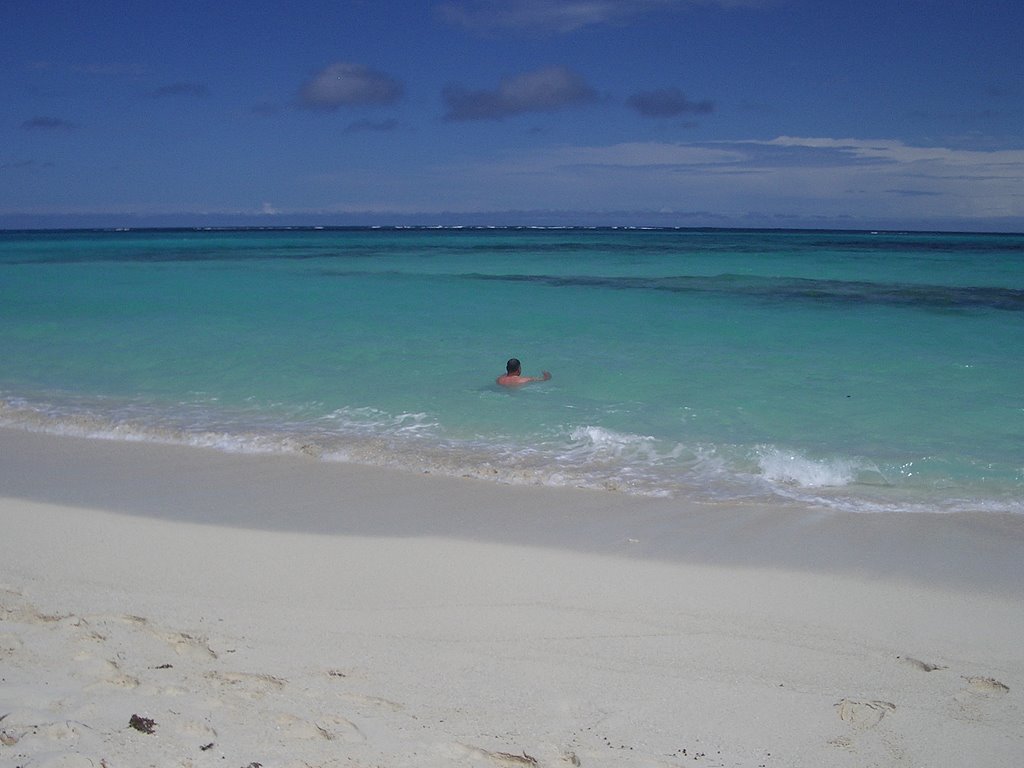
[
  {"x1": 154, "y1": 629, "x2": 218, "y2": 660},
  {"x1": 0, "y1": 712, "x2": 25, "y2": 747},
  {"x1": 174, "y1": 718, "x2": 218, "y2": 741},
  {"x1": 70, "y1": 654, "x2": 140, "y2": 690},
  {"x1": 3, "y1": 604, "x2": 68, "y2": 626},
  {"x1": 84, "y1": 669, "x2": 141, "y2": 690},
  {"x1": 954, "y1": 675, "x2": 1010, "y2": 719},
  {"x1": 897, "y1": 655, "x2": 947, "y2": 673},
  {"x1": 273, "y1": 713, "x2": 365, "y2": 743},
  {"x1": 205, "y1": 670, "x2": 286, "y2": 700},
  {"x1": 964, "y1": 676, "x2": 1010, "y2": 694},
  {"x1": 314, "y1": 714, "x2": 366, "y2": 743},
  {"x1": 448, "y1": 744, "x2": 539, "y2": 767},
  {"x1": 21, "y1": 754, "x2": 97, "y2": 768},
  {"x1": 835, "y1": 698, "x2": 896, "y2": 729},
  {"x1": 33, "y1": 719, "x2": 90, "y2": 742},
  {"x1": 337, "y1": 692, "x2": 405, "y2": 713},
  {"x1": 0, "y1": 631, "x2": 24, "y2": 656}
]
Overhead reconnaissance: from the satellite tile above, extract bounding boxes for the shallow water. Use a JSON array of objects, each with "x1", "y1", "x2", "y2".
[{"x1": 2, "y1": 226, "x2": 1022, "y2": 513}]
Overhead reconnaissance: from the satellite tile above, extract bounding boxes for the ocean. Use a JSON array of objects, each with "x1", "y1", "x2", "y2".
[{"x1": 1, "y1": 226, "x2": 1021, "y2": 514}]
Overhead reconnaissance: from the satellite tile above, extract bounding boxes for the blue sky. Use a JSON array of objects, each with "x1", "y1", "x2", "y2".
[{"x1": 3, "y1": 0, "x2": 1023, "y2": 230}]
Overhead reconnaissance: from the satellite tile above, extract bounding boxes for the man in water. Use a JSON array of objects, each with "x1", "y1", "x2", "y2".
[{"x1": 497, "y1": 358, "x2": 552, "y2": 387}]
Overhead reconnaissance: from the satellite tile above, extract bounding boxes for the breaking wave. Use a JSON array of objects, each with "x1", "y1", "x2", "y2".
[{"x1": 3, "y1": 394, "x2": 1020, "y2": 515}]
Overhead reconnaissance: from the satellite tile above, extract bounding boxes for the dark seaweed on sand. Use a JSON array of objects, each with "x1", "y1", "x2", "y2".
[{"x1": 129, "y1": 714, "x2": 156, "y2": 734}]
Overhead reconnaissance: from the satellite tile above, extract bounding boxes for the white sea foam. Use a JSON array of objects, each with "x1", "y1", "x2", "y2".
[
  {"x1": 564, "y1": 425, "x2": 692, "y2": 464},
  {"x1": 755, "y1": 446, "x2": 869, "y2": 488},
  {"x1": 567, "y1": 425, "x2": 654, "y2": 457},
  {"x1": 3, "y1": 393, "x2": 1021, "y2": 514},
  {"x1": 322, "y1": 406, "x2": 439, "y2": 437}
]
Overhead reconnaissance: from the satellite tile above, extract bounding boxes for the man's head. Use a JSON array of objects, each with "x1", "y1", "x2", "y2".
[{"x1": 506, "y1": 358, "x2": 521, "y2": 375}]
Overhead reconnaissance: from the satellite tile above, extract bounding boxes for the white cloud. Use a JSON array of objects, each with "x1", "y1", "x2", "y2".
[
  {"x1": 437, "y1": 0, "x2": 773, "y2": 33},
  {"x1": 443, "y1": 66, "x2": 597, "y2": 120},
  {"x1": 443, "y1": 136, "x2": 1024, "y2": 224},
  {"x1": 762, "y1": 136, "x2": 1024, "y2": 176},
  {"x1": 298, "y1": 63, "x2": 403, "y2": 110},
  {"x1": 438, "y1": 0, "x2": 649, "y2": 32},
  {"x1": 538, "y1": 141, "x2": 745, "y2": 167}
]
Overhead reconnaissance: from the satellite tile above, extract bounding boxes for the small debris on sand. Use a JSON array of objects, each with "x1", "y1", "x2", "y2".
[{"x1": 129, "y1": 714, "x2": 157, "y2": 734}]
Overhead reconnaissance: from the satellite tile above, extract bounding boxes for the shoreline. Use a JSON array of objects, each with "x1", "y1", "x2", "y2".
[
  {"x1": 2, "y1": 426, "x2": 1023, "y2": 766},
  {"x1": 3, "y1": 391, "x2": 1021, "y2": 519},
  {"x1": 2, "y1": 426, "x2": 1022, "y2": 595}
]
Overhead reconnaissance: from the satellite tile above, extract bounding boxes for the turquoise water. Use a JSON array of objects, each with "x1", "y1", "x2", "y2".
[{"x1": 2, "y1": 227, "x2": 1022, "y2": 513}]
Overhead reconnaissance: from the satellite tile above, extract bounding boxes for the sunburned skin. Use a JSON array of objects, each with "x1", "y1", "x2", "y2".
[
  {"x1": 496, "y1": 358, "x2": 551, "y2": 387},
  {"x1": 496, "y1": 371, "x2": 551, "y2": 387}
]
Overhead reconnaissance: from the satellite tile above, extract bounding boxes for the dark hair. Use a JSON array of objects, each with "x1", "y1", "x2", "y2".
[{"x1": 506, "y1": 358, "x2": 521, "y2": 374}]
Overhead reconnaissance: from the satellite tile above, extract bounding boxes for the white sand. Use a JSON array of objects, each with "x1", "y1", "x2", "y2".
[{"x1": 1, "y1": 428, "x2": 1022, "y2": 767}]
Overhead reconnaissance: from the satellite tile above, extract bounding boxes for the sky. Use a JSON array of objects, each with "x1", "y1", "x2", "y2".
[{"x1": 3, "y1": 0, "x2": 1024, "y2": 231}]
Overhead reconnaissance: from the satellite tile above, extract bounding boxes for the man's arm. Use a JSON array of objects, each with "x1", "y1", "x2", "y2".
[{"x1": 523, "y1": 371, "x2": 552, "y2": 383}]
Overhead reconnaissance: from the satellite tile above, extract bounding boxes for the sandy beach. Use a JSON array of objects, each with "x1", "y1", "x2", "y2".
[{"x1": 2, "y1": 427, "x2": 1022, "y2": 767}]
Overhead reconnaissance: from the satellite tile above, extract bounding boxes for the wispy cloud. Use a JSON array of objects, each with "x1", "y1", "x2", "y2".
[
  {"x1": 437, "y1": 0, "x2": 773, "y2": 33},
  {"x1": 21, "y1": 116, "x2": 77, "y2": 130},
  {"x1": 298, "y1": 63, "x2": 403, "y2": 110},
  {"x1": 443, "y1": 66, "x2": 597, "y2": 120},
  {"x1": 538, "y1": 136, "x2": 1024, "y2": 182},
  {"x1": 537, "y1": 141, "x2": 744, "y2": 167},
  {"x1": 149, "y1": 82, "x2": 209, "y2": 98},
  {"x1": 756, "y1": 135, "x2": 1024, "y2": 171},
  {"x1": 454, "y1": 136, "x2": 1024, "y2": 223},
  {"x1": 628, "y1": 88, "x2": 714, "y2": 117},
  {"x1": 437, "y1": 0, "x2": 647, "y2": 32}
]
